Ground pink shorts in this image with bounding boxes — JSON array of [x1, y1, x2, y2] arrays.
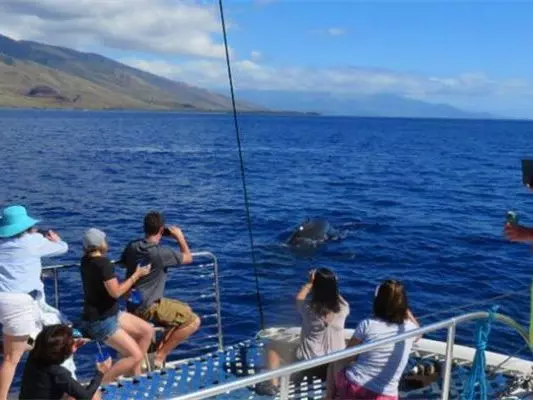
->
[[334, 369, 398, 400]]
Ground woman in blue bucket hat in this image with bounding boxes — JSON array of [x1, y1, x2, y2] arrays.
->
[[0, 205, 73, 398]]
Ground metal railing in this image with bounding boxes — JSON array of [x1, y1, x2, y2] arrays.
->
[[42, 251, 224, 351], [168, 311, 530, 400]]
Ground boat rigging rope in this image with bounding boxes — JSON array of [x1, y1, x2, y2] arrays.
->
[[488, 343, 531, 377], [418, 286, 531, 321], [461, 306, 498, 400], [217, 0, 265, 330]]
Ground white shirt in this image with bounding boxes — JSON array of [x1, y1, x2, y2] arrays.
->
[[295, 299, 350, 360], [345, 317, 418, 397], [0, 233, 68, 294]]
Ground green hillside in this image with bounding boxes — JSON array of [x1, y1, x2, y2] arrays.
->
[[0, 34, 259, 111]]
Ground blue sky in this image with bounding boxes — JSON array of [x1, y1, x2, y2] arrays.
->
[[229, 1, 533, 78], [1, 0, 532, 117]]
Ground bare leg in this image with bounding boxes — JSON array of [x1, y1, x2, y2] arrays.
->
[[326, 360, 349, 400], [103, 329, 144, 384], [154, 316, 200, 367], [0, 334, 29, 399], [118, 313, 154, 376], [265, 344, 283, 386], [325, 363, 336, 400]]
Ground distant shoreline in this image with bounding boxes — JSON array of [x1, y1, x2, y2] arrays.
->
[[1, 106, 531, 122], [0, 105, 321, 117]]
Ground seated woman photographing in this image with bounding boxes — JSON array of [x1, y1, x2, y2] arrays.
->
[[330, 279, 419, 400], [256, 267, 350, 396], [79, 228, 154, 383], [19, 324, 109, 400]]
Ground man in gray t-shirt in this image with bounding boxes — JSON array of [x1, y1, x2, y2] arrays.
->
[[120, 211, 200, 368]]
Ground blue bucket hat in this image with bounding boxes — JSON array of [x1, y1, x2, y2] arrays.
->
[[0, 205, 40, 238]]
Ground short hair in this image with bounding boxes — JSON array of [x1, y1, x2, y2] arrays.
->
[[373, 280, 409, 325], [144, 211, 165, 236], [83, 243, 107, 256], [30, 324, 74, 365]]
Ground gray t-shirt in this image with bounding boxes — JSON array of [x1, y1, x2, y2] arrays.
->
[[120, 239, 183, 310], [295, 299, 350, 361], [345, 318, 418, 397]]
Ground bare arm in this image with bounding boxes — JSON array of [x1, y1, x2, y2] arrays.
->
[[296, 269, 315, 306], [407, 309, 419, 327], [407, 309, 422, 342], [347, 336, 363, 347], [168, 226, 193, 264], [296, 283, 313, 302], [103, 265, 150, 299]]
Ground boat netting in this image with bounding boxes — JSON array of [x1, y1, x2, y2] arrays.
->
[[100, 339, 516, 400]]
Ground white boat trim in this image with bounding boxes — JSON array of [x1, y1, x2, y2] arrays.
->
[[258, 326, 533, 375]]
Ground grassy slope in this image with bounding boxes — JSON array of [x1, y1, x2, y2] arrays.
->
[[0, 34, 259, 111]]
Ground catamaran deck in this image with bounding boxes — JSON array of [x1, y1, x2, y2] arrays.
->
[[98, 333, 532, 400]]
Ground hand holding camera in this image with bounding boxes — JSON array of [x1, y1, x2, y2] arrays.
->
[[45, 230, 61, 243], [134, 263, 151, 279], [163, 225, 183, 239]]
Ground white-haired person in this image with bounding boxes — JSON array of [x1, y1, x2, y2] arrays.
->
[[0, 205, 75, 399]]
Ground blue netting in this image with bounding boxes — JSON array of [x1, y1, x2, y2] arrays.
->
[[100, 338, 515, 400]]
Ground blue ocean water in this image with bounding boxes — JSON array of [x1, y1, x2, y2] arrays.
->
[[1, 109, 532, 383]]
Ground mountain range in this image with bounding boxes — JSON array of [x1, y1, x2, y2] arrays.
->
[[0, 33, 258, 111], [0, 33, 493, 118], [235, 90, 493, 119]]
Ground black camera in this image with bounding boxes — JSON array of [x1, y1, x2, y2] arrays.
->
[[163, 227, 172, 237]]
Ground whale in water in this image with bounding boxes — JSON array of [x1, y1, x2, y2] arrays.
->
[[286, 219, 340, 248]]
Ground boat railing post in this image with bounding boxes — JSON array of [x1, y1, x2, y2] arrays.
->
[[53, 267, 60, 309], [211, 253, 224, 350], [279, 375, 290, 400], [441, 321, 456, 400]]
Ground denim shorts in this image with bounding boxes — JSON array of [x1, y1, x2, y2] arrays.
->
[[81, 313, 120, 342]]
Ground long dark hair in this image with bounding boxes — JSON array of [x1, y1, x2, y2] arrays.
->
[[373, 279, 409, 324], [310, 267, 343, 317], [30, 324, 74, 365]]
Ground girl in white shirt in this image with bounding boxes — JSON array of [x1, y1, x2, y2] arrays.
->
[[331, 279, 419, 400]]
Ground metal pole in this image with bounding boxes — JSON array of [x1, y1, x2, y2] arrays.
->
[[279, 375, 290, 400], [441, 322, 456, 400], [53, 268, 60, 309], [211, 254, 224, 350]]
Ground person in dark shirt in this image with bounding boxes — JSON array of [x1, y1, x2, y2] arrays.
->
[[121, 211, 199, 369], [80, 228, 153, 384], [20, 324, 110, 400]]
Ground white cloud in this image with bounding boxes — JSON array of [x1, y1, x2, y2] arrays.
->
[[312, 27, 347, 37], [121, 57, 533, 99], [1, 0, 531, 107], [0, 0, 227, 58], [250, 51, 262, 61], [326, 27, 346, 37]]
